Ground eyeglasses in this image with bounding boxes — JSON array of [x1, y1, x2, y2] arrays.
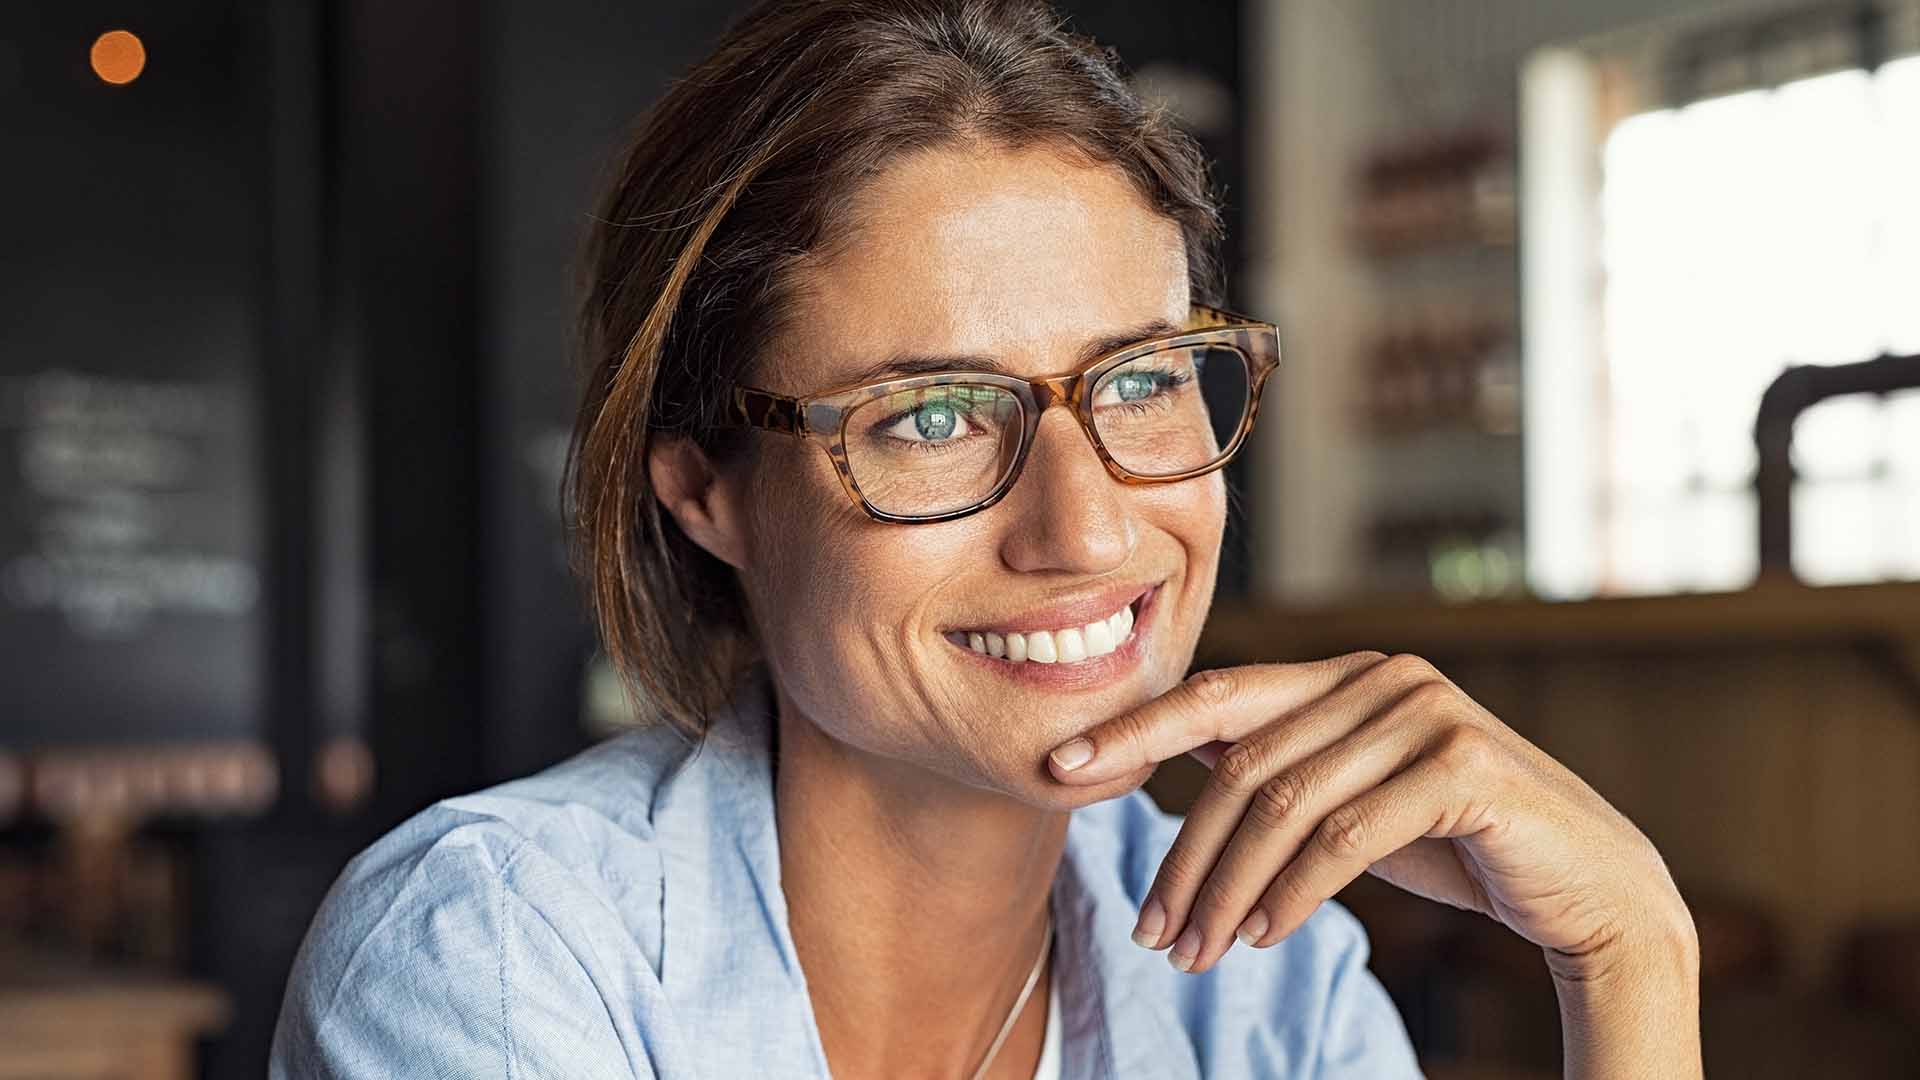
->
[[724, 303, 1281, 524]]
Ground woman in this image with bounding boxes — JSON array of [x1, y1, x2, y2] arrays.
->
[[272, 1, 1702, 1076]]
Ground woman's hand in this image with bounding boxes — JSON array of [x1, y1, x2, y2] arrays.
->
[[1047, 652, 1702, 1076]]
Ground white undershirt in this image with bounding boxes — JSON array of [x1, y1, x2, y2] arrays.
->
[[1029, 961, 1062, 1080]]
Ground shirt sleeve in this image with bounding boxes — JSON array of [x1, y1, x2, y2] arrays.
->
[[269, 819, 648, 1080], [1312, 902, 1425, 1079]]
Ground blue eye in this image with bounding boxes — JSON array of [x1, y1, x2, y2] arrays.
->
[[1109, 371, 1159, 402], [877, 397, 978, 445], [911, 403, 957, 440], [1095, 365, 1190, 411]]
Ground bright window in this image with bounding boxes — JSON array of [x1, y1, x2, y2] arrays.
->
[[1531, 53, 1920, 595]]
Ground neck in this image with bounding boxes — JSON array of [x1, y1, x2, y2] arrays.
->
[[773, 688, 1065, 1079]]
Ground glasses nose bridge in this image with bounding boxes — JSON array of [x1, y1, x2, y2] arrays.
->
[[1021, 372, 1106, 468], [1030, 372, 1077, 412]]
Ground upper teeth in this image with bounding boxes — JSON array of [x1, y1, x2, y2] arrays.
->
[[953, 601, 1136, 664]]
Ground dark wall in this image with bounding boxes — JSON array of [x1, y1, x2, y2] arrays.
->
[[477, 1, 742, 784]]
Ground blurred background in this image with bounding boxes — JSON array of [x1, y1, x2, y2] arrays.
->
[[2, 1, 1917, 1076]]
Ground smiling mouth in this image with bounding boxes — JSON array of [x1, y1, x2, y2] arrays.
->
[[941, 587, 1153, 665]]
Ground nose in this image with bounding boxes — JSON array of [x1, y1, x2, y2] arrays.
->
[[996, 405, 1137, 575]]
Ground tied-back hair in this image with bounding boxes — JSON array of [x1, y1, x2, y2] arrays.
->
[[566, 0, 1225, 739]]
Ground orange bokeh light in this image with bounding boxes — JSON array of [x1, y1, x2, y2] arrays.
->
[[90, 29, 146, 86]]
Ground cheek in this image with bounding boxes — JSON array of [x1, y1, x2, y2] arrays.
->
[[740, 442, 949, 666], [1187, 476, 1229, 601], [740, 444, 853, 631], [1145, 474, 1226, 667], [742, 463, 1003, 749], [1200, 472, 1229, 534], [1154, 470, 1228, 555]]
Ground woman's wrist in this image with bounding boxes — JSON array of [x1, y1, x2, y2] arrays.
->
[[1546, 895, 1703, 1080]]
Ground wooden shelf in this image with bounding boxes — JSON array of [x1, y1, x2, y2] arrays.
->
[[1198, 578, 1920, 663]]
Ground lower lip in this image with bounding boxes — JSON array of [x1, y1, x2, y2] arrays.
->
[[943, 584, 1161, 691]]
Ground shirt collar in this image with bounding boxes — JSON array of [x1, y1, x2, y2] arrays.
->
[[651, 663, 1201, 1079]]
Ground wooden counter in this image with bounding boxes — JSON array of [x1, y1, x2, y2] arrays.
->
[[0, 949, 230, 1080], [1197, 577, 1920, 661]]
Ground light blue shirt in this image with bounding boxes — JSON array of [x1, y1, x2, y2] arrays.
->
[[270, 664, 1422, 1078]]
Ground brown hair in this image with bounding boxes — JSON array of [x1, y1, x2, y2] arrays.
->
[[566, 0, 1225, 739]]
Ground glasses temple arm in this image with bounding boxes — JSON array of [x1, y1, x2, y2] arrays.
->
[[1189, 303, 1255, 329], [730, 385, 805, 435]]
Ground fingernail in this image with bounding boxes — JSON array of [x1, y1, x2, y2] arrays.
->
[[1235, 909, 1269, 947], [1131, 896, 1166, 948], [1050, 738, 1094, 772], [1168, 926, 1200, 972]]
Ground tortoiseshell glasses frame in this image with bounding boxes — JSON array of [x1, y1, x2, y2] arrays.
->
[[724, 303, 1282, 524]]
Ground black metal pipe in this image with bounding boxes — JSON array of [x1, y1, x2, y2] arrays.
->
[[1754, 353, 1920, 576]]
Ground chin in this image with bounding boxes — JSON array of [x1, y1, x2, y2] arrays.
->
[[1018, 760, 1158, 812]]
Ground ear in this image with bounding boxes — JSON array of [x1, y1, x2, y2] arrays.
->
[[648, 434, 750, 571]]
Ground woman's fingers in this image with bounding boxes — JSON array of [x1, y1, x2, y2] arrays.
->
[[1186, 740, 1232, 769], [1133, 664, 1436, 954], [1162, 707, 1436, 973], [1049, 652, 1390, 784], [1243, 744, 1486, 950]]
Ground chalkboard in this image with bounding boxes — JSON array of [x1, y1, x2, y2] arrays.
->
[[0, 3, 266, 755]]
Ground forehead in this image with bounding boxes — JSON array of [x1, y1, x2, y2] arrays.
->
[[777, 144, 1188, 389]]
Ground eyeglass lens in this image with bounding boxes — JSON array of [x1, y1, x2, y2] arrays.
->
[[840, 344, 1253, 518]]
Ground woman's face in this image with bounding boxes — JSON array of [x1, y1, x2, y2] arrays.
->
[[730, 143, 1225, 809]]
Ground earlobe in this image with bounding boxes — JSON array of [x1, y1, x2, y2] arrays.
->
[[647, 435, 748, 570]]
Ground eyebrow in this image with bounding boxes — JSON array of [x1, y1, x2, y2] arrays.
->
[[840, 317, 1183, 385]]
